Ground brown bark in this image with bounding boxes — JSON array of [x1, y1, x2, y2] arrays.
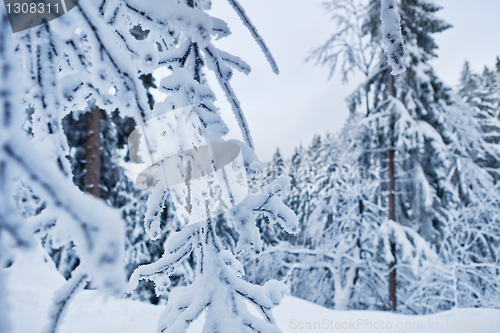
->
[[388, 74, 397, 311], [85, 105, 101, 198]]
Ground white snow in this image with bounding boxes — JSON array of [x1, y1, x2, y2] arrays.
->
[[4, 244, 499, 333]]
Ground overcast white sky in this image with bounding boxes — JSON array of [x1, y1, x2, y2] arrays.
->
[[205, 0, 500, 162]]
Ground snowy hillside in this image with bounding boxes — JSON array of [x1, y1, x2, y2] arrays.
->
[[5, 245, 499, 333]]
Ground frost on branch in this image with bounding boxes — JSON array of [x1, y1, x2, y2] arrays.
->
[[129, 178, 298, 332], [42, 266, 90, 333], [128, 224, 199, 297], [144, 189, 168, 241], [129, 222, 291, 333], [380, 0, 406, 75], [226, 0, 279, 74], [232, 176, 298, 256]]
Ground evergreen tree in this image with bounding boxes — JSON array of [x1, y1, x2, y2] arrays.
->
[[458, 58, 500, 181], [309, 0, 456, 312], [328, 0, 500, 312], [247, 0, 500, 314], [117, 0, 299, 332]]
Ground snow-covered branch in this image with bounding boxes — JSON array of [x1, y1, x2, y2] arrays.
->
[[380, 0, 406, 75], [226, 0, 279, 74], [42, 266, 90, 333]]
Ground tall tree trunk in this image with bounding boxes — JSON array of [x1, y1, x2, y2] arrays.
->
[[388, 74, 397, 311], [84, 105, 101, 290], [85, 105, 101, 198]]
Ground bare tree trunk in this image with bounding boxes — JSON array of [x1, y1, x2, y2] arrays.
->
[[84, 105, 101, 290], [85, 105, 101, 198], [365, 83, 370, 116], [388, 74, 397, 311]]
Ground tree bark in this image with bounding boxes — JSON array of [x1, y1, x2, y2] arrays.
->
[[85, 105, 101, 198], [84, 105, 101, 289], [388, 74, 397, 311]]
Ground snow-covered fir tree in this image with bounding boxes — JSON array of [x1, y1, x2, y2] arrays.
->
[[459, 58, 500, 121], [122, 0, 299, 330], [245, 0, 500, 314], [457, 58, 500, 181]]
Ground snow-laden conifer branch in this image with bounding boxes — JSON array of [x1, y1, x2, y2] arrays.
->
[[128, 219, 291, 332], [122, 2, 298, 329], [128, 225, 200, 296], [3, 139, 126, 295], [248, 176, 298, 233], [42, 267, 90, 333], [155, 38, 255, 145], [230, 176, 298, 257], [380, 0, 406, 75], [204, 44, 254, 148], [144, 189, 168, 240], [71, 1, 154, 121], [0, 11, 34, 332], [226, 0, 279, 74], [153, 221, 287, 333], [128, 0, 273, 148]]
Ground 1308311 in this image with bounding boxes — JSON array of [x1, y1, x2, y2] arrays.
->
[[6, 2, 59, 14], [444, 319, 497, 330]]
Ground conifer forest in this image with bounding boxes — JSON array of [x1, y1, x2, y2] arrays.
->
[[1, 0, 499, 332]]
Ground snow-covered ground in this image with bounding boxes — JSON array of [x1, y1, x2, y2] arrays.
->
[[4, 245, 499, 333]]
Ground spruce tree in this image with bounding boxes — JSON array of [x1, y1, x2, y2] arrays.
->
[[458, 59, 500, 181], [248, 0, 500, 313], [317, 0, 500, 312]]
